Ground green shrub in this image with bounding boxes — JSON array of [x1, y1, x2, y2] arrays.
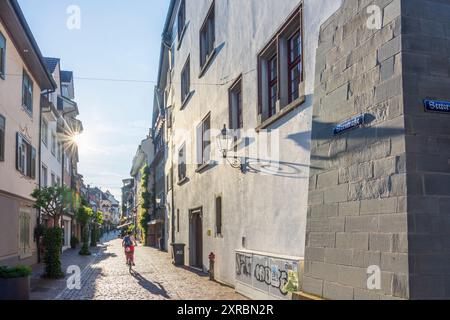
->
[[79, 226, 91, 256], [0, 265, 32, 279], [42, 227, 64, 279]]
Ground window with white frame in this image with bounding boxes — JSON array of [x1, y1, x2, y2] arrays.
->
[[258, 6, 303, 122], [62, 84, 70, 98], [22, 70, 33, 114], [197, 114, 211, 167], [51, 131, 56, 156], [41, 164, 48, 187], [41, 119, 48, 146]]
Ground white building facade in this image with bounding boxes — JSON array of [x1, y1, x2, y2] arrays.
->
[[156, 0, 342, 299]]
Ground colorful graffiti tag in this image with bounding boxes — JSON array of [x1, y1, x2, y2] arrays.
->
[[235, 250, 300, 299]]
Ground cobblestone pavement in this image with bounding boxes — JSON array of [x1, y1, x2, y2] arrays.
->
[[31, 235, 246, 300]]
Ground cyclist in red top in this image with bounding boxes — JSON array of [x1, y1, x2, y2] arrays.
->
[[122, 231, 137, 266]]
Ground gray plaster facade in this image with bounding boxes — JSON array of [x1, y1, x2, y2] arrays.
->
[[303, 0, 450, 300], [156, 0, 342, 299]]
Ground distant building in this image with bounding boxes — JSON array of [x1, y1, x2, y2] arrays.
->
[[130, 135, 156, 245], [121, 178, 134, 221], [41, 57, 83, 250]]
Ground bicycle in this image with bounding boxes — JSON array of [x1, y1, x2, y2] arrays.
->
[[125, 247, 134, 272]]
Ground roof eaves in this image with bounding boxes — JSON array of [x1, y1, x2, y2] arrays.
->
[[9, 0, 57, 90]]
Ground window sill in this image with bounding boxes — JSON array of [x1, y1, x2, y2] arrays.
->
[[256, 95, 306, 132], [196, 162, 211, 174], [177, 177, 189, 186], [21, 105, 33, 118], [199, 48, 216, 78], [17, 170, 34, 180], [180, 91, 194, 110], [177, 24, 188, 51]]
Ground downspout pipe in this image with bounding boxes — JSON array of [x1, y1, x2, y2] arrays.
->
[[37, 89, 55, 263]]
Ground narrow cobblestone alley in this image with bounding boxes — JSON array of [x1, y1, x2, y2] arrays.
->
[[31, 237, 246, 300]]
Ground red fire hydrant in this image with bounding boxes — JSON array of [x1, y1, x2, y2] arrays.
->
[[209, 252, 215, 281]]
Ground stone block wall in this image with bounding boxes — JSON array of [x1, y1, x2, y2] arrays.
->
[[303, 0, 407, 300], [402, 0, 450, 300], [304, 0, 450, 300]]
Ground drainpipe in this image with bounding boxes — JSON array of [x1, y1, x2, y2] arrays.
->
[[37, 90, 55, 263], [171, 137, 175, 245]]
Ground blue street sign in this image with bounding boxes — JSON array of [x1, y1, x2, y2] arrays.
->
[[424, 100, 450, 113], [334, 114, 365, 135]]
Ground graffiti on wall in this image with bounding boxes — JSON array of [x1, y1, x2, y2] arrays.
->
[[235, 251, 299, 299], [236, 253, 252, 277], [254, 264, 289, 295]]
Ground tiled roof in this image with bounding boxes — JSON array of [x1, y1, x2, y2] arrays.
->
[[43, 57, 60, 73], [60, 70, 73, 83]]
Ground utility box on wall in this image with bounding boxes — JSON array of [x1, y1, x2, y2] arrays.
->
[[235, 249, 303, 300]]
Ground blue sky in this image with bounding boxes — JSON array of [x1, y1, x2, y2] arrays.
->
[[19, 0, 170, 201]]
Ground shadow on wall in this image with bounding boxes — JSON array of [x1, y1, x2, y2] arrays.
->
[[238, 95, 315, 178], [199, 42, 226, 77], [308, 115, 405, 165]]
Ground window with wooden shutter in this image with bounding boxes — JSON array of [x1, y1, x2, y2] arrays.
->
[[31, 147, 36, 179], [0, 31, 6, 79], [0, 115, 5, 161], [16, 133, 23, 173]]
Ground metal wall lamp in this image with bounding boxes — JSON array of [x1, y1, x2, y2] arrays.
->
[[217, 124, 246, 173]]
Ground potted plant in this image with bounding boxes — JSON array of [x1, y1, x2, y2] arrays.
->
[[0, 265, 32, 300], [70, 236, 80, 249]]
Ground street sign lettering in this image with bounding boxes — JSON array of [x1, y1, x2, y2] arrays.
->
[[334, 114, 365, 135], [424, 100, 450, 113]]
